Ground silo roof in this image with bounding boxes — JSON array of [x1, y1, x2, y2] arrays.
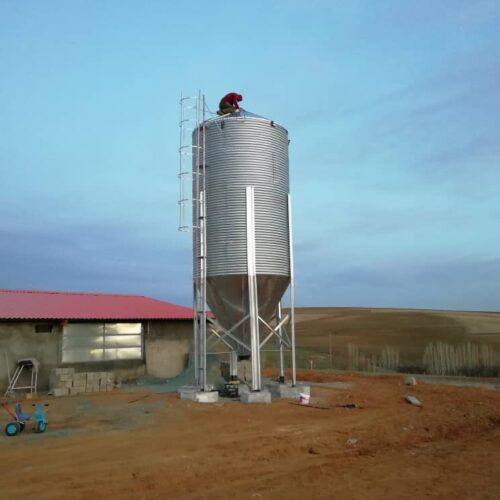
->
[[207, 109, 288, 133]]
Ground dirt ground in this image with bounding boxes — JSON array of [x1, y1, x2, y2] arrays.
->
[[1, 371, 499, 500]]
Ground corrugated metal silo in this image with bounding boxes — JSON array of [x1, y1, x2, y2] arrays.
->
[[193, 112, 291, 358]]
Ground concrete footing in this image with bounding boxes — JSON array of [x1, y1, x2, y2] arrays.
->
[[178, 385, 219, 403], [177, 382, 308, 404], [265, 381, 311, 400], [240, 389, 272, 404]]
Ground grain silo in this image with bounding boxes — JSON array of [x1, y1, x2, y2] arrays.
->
[[179, 95, 296, 398]]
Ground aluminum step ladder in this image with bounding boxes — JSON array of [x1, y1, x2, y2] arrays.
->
[[4, 358, 39, 397]]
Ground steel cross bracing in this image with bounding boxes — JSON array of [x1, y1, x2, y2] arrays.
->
[[206, 314, 294, 353]]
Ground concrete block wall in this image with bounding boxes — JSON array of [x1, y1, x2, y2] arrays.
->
[[0, 322, 60, 392], [0, 319, 193, 393], [145, 320, 192, 379]]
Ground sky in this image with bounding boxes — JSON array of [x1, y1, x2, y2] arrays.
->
[[0, 0, 499, 311]]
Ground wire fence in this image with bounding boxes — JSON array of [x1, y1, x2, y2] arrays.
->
[[263, 341, 500, 378]]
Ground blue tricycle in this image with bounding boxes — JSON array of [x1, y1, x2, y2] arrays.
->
[[2, 402, 48, 437]]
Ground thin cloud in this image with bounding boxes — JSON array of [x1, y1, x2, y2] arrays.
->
[[0, 217, 192, 305]]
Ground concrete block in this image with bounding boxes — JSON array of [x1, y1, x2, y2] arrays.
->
[[70, 387, 84, 396], [195, 391, 219, 403], [178, 385, 198, 400], [178, 386, 219, 403], [106, 384, 114, 392], [73, 373, 87, 385], [85, 385, 94, 393], [50, 375, 73, 390], [265, 381, 311, 400], [240, 390, 272, 404], [237, 384, 250, 394], [53, 387, 69, 397], [50, 376, 72, 386]]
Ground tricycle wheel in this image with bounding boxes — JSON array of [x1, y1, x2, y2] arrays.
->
[[35, 421, 47, 433], [5, 421, 20, 437]]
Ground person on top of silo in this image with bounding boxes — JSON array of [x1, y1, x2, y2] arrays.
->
[[217, 92, 243, 115]]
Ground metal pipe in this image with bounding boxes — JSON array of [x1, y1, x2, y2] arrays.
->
[[192, 284, 199, 386], [207, 318, 251, 351], [191, 93, 202, 388], [246, 186, 261, 391], [258, 314, 289, 333], [288, 194, 297, 387], [230, 350, 238, 381], [258, 314, 289, 347], [200, 94, 208, 391], [209, 314, 250, 337], [200, 188, 207, 391], [207, 328, 237, 351]]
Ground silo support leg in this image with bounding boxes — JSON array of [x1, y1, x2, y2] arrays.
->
[[248, 276, 261, 391], [288, 194, 297, 387], [246, 186, 261, 392]]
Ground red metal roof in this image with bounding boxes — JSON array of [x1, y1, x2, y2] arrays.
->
[[0, 289, 193, 321]]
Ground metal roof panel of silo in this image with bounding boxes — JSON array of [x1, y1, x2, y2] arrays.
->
[[237, 110, 266, 118], [207, 109, 288, 133]]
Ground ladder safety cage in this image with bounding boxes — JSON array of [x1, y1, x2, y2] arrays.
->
[[178, 92, 210, 390], [178, 93, 202, 232]]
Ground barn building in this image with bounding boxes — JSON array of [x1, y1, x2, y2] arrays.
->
[[0, 289, 193, 392]]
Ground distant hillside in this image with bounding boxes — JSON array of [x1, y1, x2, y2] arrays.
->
[[264, 308, 500, 375]]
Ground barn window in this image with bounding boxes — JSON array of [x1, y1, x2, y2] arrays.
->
[[61, 323, 143, 363]]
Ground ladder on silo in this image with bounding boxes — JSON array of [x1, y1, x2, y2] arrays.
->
[[178, 93, 209, 391]]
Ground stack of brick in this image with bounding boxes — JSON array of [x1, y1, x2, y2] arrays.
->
[[50, 368, 75, 397], [70, 372, 87, 395], [49, 368, 122, 397]]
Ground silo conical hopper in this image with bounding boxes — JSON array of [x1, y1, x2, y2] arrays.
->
[[193, 111, 291, 359]]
